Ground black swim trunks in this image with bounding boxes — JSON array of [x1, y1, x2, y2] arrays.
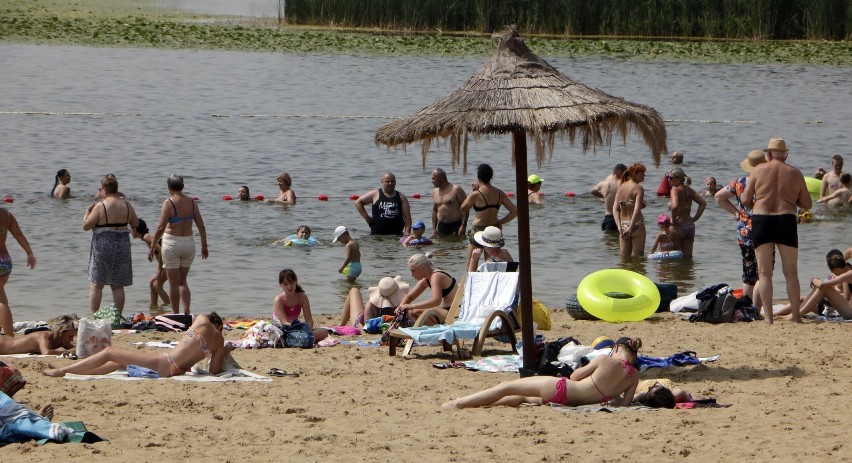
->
[[751, 214, 798, 248], [601, 214, 617, 232], [436, 220, 462, 237]]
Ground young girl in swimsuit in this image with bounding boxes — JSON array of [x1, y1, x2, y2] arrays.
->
[[396, 253, 458, 323], [649, 214, 683, 255], [130, 219, 170, 310], [272, 269, 328, 342], [442, 337, 642, 409], [613, 164, 647, 257], [43, 313, 229, 378]]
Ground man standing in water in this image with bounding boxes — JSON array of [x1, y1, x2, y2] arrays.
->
[[743, 138, 812, 324], [590, 164, 627, 232], [430, 168, 467, 238], [820, 154, 845, 199], [355, 172, 411, 236]]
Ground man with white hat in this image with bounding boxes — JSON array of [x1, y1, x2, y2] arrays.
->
[[715, 149, 767, 308], [742, 138, 813, 323]]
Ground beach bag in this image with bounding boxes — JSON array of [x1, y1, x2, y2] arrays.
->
[[689, 284, 737, 323], [520, 336, 579, 378], [0, 361, 26, 397], [277, 320, 315, 349], [516, 299, 552, 331], [92, 304, 123, 330], [76, 318, 112, 358]]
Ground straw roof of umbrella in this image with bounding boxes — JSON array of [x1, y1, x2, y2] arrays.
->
[[375, 27, 668, 170]]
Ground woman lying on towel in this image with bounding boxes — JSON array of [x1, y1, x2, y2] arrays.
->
[[42, 312, 230, 378], [0, 315, 77, 355], [442, 337, 642, 409]]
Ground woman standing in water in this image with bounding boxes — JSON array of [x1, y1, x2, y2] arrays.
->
[[149, 174, 208, 315], [51, 169, 72, 199], [84, 174, 139, 314], [460, 164, 517, 269], [666, 167, 706, 258], [613, 163, 647, 257], [0, 207, 36, 337]]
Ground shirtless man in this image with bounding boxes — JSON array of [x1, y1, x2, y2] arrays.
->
[[430, 168, 467, 238], [820, 155, 845, 199], [355, 172, 411, 236], [590, 164, 627, 232], [742, 138, 813, 324]]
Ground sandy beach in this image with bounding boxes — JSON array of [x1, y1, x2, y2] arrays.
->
[[3, 308, 850, 462]]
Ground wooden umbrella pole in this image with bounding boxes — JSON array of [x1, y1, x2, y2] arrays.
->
[[512, 130, 536, 370]]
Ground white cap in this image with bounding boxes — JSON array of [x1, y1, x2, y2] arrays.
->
[[332, 226, 348, 243]]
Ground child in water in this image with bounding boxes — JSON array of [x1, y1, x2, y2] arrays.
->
[[130, 219, 170, 310], [401, 221, 433, 247], [272, 269, 327, 343], [275, 225, 318, 246], [649, 214, 683, 255], [333, 226, 361, 283], [816, 172, 851, 209]]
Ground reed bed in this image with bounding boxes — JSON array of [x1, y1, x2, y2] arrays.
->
[[286, 0, 852, 40]]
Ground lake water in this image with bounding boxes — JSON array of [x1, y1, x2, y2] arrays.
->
[[1, 43, 850, 322]]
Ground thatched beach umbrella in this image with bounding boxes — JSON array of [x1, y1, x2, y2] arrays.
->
[[376, 28, 667, 370]]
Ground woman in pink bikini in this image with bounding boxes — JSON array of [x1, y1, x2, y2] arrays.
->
[[43, 313, 228, 378], [272, 269, 328, 343], [442, 337, 642, 409]]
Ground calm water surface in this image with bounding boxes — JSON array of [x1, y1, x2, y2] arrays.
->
[[1, 44, 850, 321]]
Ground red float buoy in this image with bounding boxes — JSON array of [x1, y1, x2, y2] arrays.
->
[[349, 194, 359, 200], [222, 195, 233, 201], [506, 192, 514, 197], [412, 193, 421, 199], [2, 197, 13, 203], [564, 191, 576, 197], [193, 196, 200, 201], [254, 195, 265, 201], [318, 194, 329, 201]]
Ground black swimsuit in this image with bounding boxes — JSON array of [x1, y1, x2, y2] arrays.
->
[[95, 202, 130, 228], [426, 270, 457, 298], [472, 190, 500, 212]]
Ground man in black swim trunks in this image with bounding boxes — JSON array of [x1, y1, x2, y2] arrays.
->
[[591, 164, 627, 232], [742, 138, 813, 324], [430, 168, 467, 238], [355, 172, 412, 236]]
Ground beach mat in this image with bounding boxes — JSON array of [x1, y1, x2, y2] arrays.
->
[[549, 404, 658, 413], [37, 421, 108, 445], [64, 369, 271, 382]]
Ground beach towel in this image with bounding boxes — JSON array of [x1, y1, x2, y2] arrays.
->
[[64, 369, 271, 382], [549, 404, 658, 413], [1, 392, 72, 445], [636, 352, 721, 371], [397, 322, 481, 345]]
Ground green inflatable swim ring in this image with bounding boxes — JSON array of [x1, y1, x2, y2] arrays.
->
[[576, 269, 660, 322]]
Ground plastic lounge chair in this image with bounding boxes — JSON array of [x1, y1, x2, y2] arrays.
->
[[387, 271, 520, 358]]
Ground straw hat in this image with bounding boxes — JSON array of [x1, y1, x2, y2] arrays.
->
[[367, 276, 409, 308], [473, 226, 505, 248], [762, 138, 789, 153], [740, 150, 768, 173]]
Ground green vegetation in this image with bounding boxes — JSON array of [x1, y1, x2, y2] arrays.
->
[[287, 0, 852, 40], [1, 0, 851, 66]]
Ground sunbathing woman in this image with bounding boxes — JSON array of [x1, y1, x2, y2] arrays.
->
[[442, 337, 642, 409], [0, 315, 77, 355], [43, 313, 229, 378]]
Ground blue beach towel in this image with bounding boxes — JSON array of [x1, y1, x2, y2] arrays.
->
[[397, 322, 481, 345], [127, 365, 160, 379]]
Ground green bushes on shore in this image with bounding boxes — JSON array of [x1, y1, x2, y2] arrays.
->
[[286, 0, 852, 40]]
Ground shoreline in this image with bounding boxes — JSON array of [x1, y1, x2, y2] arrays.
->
[[1, 1, 851, 66]]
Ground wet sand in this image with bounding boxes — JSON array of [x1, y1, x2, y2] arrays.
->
[[4, 309, 851, 461]]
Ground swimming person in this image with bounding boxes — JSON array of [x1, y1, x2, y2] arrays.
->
[[272, 269, 328, 343], [271, 172, 296, 204], [430, 168, 467, 238], [666, 167, 706, 258], [613, 163, 647, 257], [527, 174, 544, 205], [149, 174, 208, 315], [84, 174, 139, 314], [442, 337, 642, 408], [43, 313, 229, 378], [816, 172, 851, 209], [237, 185, 251, 201], [460, 164, 517, 269], [0, 315, 77, 355], [332, 226, 361, 283], [0, 207, 36, 337], [50, 169, 71, 199]]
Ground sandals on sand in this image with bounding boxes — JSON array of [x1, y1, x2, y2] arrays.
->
[[267, 368, 300, 378]]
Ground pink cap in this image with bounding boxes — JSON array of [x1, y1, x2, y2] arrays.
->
[[657, 214, 670, 224]]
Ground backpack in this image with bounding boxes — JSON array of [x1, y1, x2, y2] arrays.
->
[[520, 336, 579, 378], [689, 283, 737, 323]]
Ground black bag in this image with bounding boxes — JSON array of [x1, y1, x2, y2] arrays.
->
[[520, 336, 579, 378], [689, 284, 737, 323]]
